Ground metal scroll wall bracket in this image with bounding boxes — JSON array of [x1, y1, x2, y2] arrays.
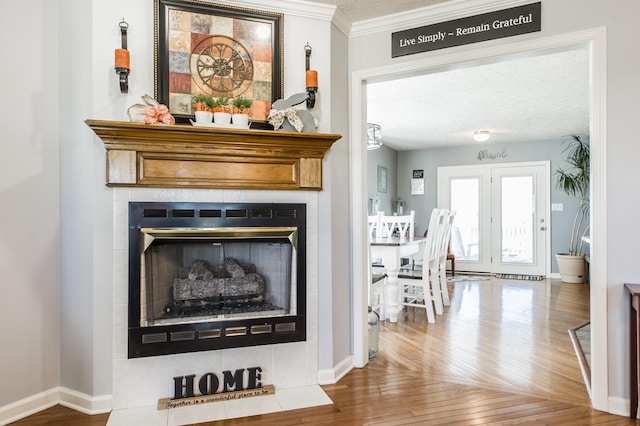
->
[[115, 19, 130, 93]]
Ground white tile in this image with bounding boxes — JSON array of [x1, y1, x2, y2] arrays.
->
[[112, 359, 129, 410], [112, 303, 127, 360], [274, 385, 333, 411], [113, 249, 128, 305], [220, 346, 273, 387], [224, 394, 281, 419], [107, 405, 167, 426], [126, 357, 170, 407], [272, 342, 307, 388], [169, 351, 222, 379], [167, 401, 228, 425], [306, 339, 319, 384]]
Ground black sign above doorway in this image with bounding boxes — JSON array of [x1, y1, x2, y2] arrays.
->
[[391, 2, 541, 58]]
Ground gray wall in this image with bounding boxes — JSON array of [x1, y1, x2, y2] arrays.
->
[[318, 22, 352, 372], [367, 145, 398, 215], [391, 137, 588, 273], [0, 0, 61, 406]]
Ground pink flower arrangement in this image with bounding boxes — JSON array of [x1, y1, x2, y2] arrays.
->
[[144, 104, 175, 125]]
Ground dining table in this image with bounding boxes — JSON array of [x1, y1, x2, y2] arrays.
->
[[370, 236, 426, 323]]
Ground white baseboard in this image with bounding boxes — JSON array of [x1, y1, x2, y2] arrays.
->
[[549, 272, 561, 279], [317, 355, 353, 385], [58, 387, 111, 415], [0, 387, 111, 426], [608, 396, 630, 418], [0, 388, 58, 426]]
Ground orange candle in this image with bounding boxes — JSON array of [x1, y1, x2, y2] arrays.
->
[[306, 69, 318, 88], [115, 48, 130, 69]]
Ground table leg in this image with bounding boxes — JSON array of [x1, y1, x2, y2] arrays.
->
[[385, 270, 400, 323]]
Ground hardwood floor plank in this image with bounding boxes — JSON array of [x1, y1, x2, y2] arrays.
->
[[11, 278, 635, 425]]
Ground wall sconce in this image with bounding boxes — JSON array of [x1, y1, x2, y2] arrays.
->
[[473, 130, 491, 142], [114, 19, 130, 93], [367, 123, 383, 150], [304, 43, 317, 109]]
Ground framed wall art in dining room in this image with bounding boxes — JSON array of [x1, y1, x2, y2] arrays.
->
[[377, 165, 387, 193], [154, 0, 284, 124]]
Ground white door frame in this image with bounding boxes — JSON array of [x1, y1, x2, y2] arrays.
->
[[350, 28, 608, 411], [437, 161, 550, 276]]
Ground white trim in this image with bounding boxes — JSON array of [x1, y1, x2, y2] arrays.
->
[[608, 396, 629, 418], [317, 355, 354, 385], [212, 0, 337, 21], [0, 387, 111, 425], [0, 388, 58, 426], [587, 26, 608, 414], [58, 387, 112, 415], [350, 27, 608, 411]]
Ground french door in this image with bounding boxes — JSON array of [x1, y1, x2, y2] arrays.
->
[[437, 162, 549, 276]]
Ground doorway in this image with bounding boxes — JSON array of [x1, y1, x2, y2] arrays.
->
[[437, 162, 549, 276], [350, 29, 607, 410]]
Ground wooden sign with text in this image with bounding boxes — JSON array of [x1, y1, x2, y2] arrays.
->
[[158, 385, 275, 409], [158, 366, 271, 410], [392, 2, 541, 57]]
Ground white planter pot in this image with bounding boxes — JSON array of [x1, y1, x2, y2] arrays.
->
[[555, 253, 585, 284], [232, 113, 249, 127], [194, 111, 213, 123], [213, 112, 231, 124]]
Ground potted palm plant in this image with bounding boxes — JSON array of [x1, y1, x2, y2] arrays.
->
[[554, 135, 590, 283]]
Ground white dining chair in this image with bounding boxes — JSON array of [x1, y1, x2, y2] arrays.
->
[[436, 210, 456, 307], [380, 210, 415, 239], [368, 211, 382, 240], [397, 208, 444, 323], [367, 211, 386, 318]]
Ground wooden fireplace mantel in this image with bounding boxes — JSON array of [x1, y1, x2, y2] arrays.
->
[[85, 119, 341, 191]]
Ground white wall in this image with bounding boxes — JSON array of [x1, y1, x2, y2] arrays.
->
[[0, 0, 61, 408], [349, 0, 640, 413]]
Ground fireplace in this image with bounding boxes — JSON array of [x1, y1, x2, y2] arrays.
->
[[128, 202, 306, 358]]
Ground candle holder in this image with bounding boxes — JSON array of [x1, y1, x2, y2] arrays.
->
[[304, 43, 317, 109], [115, 19, 130, 93]]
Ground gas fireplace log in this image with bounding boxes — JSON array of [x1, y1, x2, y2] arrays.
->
[[174, 258, 266, 302], [173, 275, 266, 301]]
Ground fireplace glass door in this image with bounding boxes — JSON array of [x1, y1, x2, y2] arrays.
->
[[128, 202, 306, 358]]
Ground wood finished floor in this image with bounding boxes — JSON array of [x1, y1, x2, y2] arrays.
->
[[10, 277, 636, 425]]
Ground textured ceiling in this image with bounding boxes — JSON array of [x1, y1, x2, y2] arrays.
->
[[366, 48, 590, 150]]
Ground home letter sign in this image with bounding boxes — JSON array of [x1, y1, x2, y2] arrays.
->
[[158, 367, 274, 409]]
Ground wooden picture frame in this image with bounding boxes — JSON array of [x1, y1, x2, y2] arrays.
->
[[154, 0, 284, 124]]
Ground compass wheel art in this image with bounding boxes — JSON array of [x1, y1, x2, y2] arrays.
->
[[191, 35, 254, 100]]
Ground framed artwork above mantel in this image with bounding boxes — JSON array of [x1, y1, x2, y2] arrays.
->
[[154, 0, 284, 124]]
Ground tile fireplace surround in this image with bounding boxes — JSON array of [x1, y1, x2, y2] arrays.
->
[[86, 121, 341, 425]]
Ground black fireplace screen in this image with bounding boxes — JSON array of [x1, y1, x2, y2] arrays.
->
[[128, 202, 306, 358]]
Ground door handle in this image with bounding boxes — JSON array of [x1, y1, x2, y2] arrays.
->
[[540, 226, 547, 231]]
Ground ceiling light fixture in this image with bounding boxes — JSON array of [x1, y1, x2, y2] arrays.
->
[[473, 130, 491, 142], [367, 123, 382, 150]]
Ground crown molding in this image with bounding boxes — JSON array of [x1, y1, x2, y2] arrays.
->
[[210, 0, 337, 21], [209, 0, 352, 36], [350, 0, 532, 37]]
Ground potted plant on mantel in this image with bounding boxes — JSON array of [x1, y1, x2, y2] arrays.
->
[[554, 134, 590, 283], [212, 96, 231, 125], [192, 94, 215, 123], [231, 96, 253, 127]]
